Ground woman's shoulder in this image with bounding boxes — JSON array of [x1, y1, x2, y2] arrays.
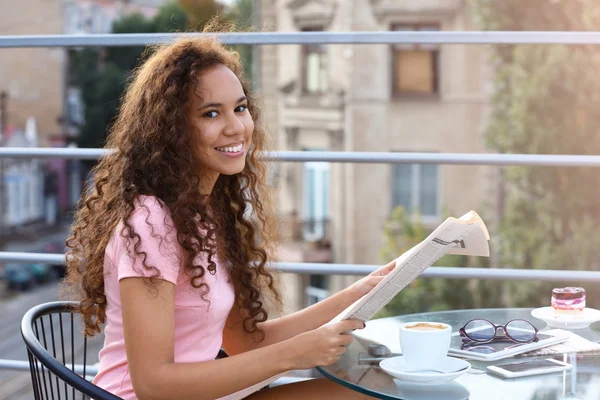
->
[[132, 195, 168, 214], [109, 195, 183, 282], [110, 195, 179, 248], [129, 195, 174, 227]]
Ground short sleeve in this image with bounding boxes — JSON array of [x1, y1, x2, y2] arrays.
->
[[114, 196, 182, 284]]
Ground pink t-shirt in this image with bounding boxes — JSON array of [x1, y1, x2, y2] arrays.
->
[[93, 196, 237, 399]]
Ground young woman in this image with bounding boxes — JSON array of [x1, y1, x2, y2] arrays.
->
[[65, 33, 395, 400]]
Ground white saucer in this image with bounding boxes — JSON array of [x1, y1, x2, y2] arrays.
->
[[531, 307, 600, 329], [379, 356, 471, 384]]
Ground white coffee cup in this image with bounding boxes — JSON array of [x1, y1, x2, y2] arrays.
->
[[399, 321, 452, 372]]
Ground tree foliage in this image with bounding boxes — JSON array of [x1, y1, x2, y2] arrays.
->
[[471, 0, 600, 308], [225, 0, 255, 84], [71, 54, 125, 150]]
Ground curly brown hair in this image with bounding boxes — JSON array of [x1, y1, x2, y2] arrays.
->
[[64, 34, 280, 338]]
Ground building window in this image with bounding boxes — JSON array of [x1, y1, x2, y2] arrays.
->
[[302, 160, 330, 240], [391, 23, 440, 96], [392, 163, 439, 218], [302, 27, 328, 94]]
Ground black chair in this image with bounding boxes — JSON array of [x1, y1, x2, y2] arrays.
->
[[21, 301, 121, 400]]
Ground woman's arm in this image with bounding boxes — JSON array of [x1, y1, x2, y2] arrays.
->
[[223, 259, 397, 355], [260, 259, 397, 347], [222, 287, 356, 355], [120, 277, 363, 400]]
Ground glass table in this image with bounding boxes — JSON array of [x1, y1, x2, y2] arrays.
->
[[316, 308, 600, 400]]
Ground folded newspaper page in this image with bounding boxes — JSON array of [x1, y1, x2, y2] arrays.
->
[[331, 210, 490, 323]]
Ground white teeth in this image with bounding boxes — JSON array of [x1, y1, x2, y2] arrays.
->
[[216, 143, 243, 153]]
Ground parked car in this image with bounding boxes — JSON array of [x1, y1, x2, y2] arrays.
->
[[3, 262, 57, 291], [41, 241, 67, 278], [4, 263, 34, 291], [25, 263, 55, 284]]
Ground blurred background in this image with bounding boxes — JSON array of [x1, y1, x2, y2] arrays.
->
[[1, 0, 600, 397]]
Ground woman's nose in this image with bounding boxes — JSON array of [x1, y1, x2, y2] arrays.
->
[[223, 112, 245, 136]]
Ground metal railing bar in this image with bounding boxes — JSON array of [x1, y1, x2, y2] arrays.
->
[[0, 359, 97, 375], [5, 31, 600, 48], [0, 359, 33, 371], [4, 251, 598, 282], [275, 263, 600, 282], [0, 252, 65, 264], [0, 359, 315, 385], [271, 151, 600, 166], [0, 148, 111, 159], [3, 148, 600, 167]]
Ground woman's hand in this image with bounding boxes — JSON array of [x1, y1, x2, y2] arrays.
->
[[283, 319, 365, 370], [348, 258, 397, 299]]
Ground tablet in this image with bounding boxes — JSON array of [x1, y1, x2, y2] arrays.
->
[[448, 330, 569, 361]]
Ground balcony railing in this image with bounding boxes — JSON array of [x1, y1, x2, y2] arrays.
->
[[2, 31, 600, 377]]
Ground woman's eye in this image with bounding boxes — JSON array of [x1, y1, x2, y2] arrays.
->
[[204, 111, 218, 118], [235, 105, 248, 113]]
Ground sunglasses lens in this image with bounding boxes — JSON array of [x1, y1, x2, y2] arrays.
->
[[464, 320, 495, 341], [505, 320, 537, 342]]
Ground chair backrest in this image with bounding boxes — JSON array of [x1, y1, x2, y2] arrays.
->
[[21, 301, 122, 400]]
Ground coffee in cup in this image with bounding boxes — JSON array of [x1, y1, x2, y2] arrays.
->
[[404, 322, 447, 331], [399, 321, 452, 372]]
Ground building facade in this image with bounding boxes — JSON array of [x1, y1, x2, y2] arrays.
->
[[0, 0, 66, 141], [0, 0, 167, 226], [0, 0, 168, 145], [259, 0, 494, 312], [3, 122, 45, 228]]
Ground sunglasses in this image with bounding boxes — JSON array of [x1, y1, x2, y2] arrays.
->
[[459, 319, 539, 345]]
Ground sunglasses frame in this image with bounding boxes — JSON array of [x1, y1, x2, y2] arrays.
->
[[459, 318, 539, 344]]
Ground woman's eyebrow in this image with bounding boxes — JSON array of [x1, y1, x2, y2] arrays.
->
[[198, 96, 248, 111]]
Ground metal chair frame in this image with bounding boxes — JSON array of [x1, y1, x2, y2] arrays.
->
[[21, 300, 121, 400]]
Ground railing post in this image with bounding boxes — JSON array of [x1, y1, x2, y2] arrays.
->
[[0, 91, 7, 243]]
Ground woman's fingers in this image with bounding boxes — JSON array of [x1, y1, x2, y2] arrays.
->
[[372, 259, 397, 276], [339, 334, 354, 346], [364, 275, 385, 287]]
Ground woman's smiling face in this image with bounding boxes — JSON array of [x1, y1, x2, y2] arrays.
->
[[188, 64, 254, 192]]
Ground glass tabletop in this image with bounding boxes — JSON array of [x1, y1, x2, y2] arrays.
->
[[316, 308, 600, 400]]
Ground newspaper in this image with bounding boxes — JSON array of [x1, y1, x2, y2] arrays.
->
[[332, 210, 490, 323]]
